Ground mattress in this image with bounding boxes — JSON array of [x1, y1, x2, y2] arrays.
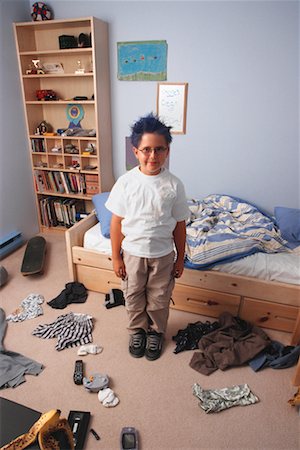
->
[[83, 223, 300, 285]]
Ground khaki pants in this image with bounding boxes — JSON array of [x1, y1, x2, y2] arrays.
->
[[121, 251, 175, 334]]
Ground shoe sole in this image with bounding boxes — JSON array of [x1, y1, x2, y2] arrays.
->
[[129, 349, 145, 358], [145, 351, 162, 361], [2, 409, 61, 450]]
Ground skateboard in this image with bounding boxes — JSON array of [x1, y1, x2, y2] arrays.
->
[[21, 236, 46, 276]]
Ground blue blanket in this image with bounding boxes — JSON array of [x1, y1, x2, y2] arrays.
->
[[185, 194, 287, 269]]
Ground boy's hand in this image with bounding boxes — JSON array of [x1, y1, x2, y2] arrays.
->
[[173, 260, 184, 278], [113, 255, 126, 279]]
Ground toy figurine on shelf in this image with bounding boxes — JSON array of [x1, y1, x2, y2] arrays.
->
[[51, 145, 62, 153], [35, 121, 52, 135], [64, 143, 79, 154], [36, 89, 58, 101], [75, 60, 85, 74], [82, 143, 96, 156], [26, 59, 45, 75], [31, 2, 53, 21]]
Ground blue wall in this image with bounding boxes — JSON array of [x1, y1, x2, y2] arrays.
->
[[1, 1, 298, 240]]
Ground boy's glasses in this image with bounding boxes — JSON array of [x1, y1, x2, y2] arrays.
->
[[138, 146, 168, 155]]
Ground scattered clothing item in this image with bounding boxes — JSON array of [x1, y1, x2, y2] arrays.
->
[[288, 387, 300, 406], [6, 294, 44, 322], [193, 383, 259, 413], [172, 320, 219, 354], [98, 387, 119, 407], [189, 312, 271, 375], [104, 289, 125, 309], [249, 340, 300, 371], [0, 308, 44, 388], [47, 282, 88, 309], [77, 343, 102, 356], [83, 373, 109, 393], [32, 312, 94, 351]]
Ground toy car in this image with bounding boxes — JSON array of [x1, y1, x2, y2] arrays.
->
[[120, 427, 138, 450], [36, 89, 58, 101]]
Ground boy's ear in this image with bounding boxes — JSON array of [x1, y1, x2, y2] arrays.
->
[[132, 146, 139, 159]]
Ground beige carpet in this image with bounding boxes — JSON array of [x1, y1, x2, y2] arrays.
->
[[1, 232, 299, 450]]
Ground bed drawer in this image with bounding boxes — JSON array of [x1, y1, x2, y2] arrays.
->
[[239, 297, 298, 332], [171, 284, 240, 318], [73, 247, 114, 270], [77, 265, 121, 293]]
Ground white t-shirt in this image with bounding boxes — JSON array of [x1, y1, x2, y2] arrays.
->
[[105, 167, 190, 258]]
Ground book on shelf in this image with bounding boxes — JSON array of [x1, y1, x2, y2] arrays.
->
[[53, 172, 65, 194], [31, 139, 45, 153], [34, 170, 95, 196], [39, 197, 86, 228]]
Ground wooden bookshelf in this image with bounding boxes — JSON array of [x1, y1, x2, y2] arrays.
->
[[14, 17, 114, 230]]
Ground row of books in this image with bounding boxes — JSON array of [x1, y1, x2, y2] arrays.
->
[[33, 170, 98, 195], [31, 139, 46, 153], [39, 197, 86, 228]]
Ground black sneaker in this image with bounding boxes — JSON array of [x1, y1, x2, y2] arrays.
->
[[129, 329, 146, 358], [145, 331, 164, 361]]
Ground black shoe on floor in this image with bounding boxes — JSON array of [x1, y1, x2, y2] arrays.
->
[[145, 331, 164, 361], [129, 329, 146, 358]]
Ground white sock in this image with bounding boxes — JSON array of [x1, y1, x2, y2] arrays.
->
[[98, 388, 119, 407], [77, 344, 103, 356]]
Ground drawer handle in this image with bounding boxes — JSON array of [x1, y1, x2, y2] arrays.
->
[[207, 300, 219, 306], [259, 316, 269, 323], [187, 298, 219, 306]]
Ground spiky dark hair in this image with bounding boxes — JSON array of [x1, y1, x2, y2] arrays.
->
[[130, 113, 172, 148]]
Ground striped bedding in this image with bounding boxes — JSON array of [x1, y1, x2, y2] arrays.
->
[[185, 194, 287, 269]]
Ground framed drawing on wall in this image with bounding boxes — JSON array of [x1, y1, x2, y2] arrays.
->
[[157, 82, 188, 134]]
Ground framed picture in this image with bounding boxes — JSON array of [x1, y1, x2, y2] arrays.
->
[[117, 40, 167, 81], [157, 82, 188, 134]]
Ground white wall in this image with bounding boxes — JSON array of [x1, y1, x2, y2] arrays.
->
[[45, 0, 300, 214], [1, 0, 298, 242], [0, 0, 38, 241]]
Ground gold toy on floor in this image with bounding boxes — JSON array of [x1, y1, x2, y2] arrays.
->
[[1, 409, 74, 450], [288, 387, 300, 406]]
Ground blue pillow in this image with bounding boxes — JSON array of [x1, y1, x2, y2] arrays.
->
[[274, 206, 300, 242], [92, 192, 112, 238]]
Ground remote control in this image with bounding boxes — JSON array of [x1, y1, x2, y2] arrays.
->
[[73, 360, 84, 385]]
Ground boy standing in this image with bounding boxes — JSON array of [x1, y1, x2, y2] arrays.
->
[[105, 113, 189, 360]]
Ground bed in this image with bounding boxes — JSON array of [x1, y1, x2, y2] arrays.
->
[[65, 194, 300, 345], [66, 211, 300, 386]]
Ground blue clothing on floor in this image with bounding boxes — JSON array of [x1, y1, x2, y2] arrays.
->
[[248, 340, 300, 371]]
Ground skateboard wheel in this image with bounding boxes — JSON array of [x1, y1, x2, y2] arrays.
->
[[0, 266, 8, 287]]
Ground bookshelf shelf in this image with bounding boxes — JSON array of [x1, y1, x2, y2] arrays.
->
[[23, 73, 94, 79], [14, 17, 114, 229]]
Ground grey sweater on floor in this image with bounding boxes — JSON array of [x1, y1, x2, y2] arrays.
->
[[0, 308, 44, 388]]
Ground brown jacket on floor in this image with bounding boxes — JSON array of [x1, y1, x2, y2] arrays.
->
[[189, 311, 271, 375]]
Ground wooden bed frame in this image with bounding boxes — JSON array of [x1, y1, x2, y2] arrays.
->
[[65, 212, 300, 384]]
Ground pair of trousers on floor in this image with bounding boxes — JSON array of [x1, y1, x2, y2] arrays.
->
[[121, 251, 175, 334]]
